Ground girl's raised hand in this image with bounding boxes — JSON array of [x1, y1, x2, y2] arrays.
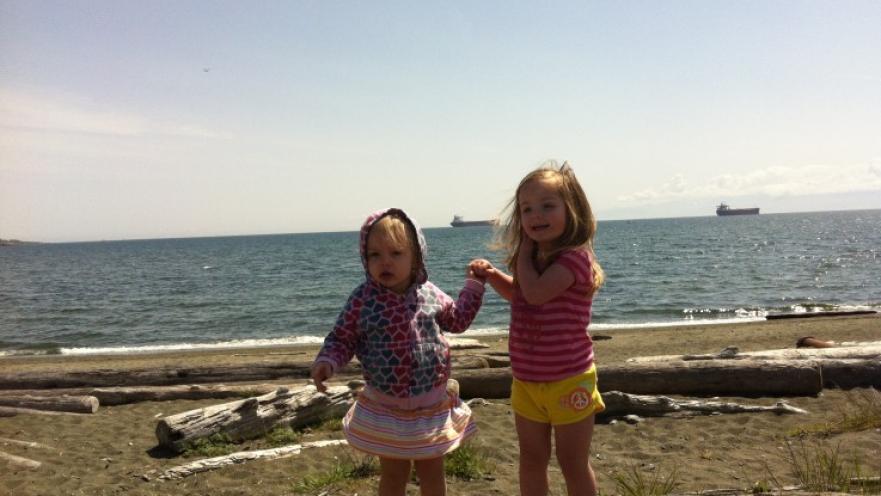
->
[[517, 237, 535, 264]]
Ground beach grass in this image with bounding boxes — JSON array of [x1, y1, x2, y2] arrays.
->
[[264, 425, 303, 447], [781, 439, 880, 494], [788, 388, 881, 437], [608, 462, 680, 496], [180, 433, 236, 458], [445, 443, 494, 480], [293, 454, 378, 494]]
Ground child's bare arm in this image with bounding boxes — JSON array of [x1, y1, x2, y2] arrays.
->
[[516, 239, 575, 305]]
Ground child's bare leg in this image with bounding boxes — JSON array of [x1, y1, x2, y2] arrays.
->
[[515, 414, 552, 496], [379, 457, 412, 496], [554, 415, 597, 496], [414, 456, 446, 496]]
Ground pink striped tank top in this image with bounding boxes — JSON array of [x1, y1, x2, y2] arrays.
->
[[509, 249, 596, 382]]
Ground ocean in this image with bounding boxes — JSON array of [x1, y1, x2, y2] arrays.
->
[[1, 209, 879, 356]]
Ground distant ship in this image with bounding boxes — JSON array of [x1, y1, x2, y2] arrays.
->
[[716, 203, 760, 216], [450, 215, 496, 227]]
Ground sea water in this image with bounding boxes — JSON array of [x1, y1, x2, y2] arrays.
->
[[1, 209, 879, 355]]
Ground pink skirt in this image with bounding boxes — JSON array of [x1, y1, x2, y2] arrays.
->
[[342, 385, 477, 460]]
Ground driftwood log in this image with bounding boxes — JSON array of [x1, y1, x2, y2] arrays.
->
[[0, 450, 41, 470], [155, 385, 357, 452], [0, 384, 296, 406], [0, 394, 99, 413], [628, 344, 881, 362], [447, 338, 490, 350], [598, 391, 808, 418], [0, 362, 322, 390], [820, 359, 881, 389], [0, 438, 54, 450], [454, 361, 824, 399], [0, 405, 88, 417], [149, 439, 348, 480], [0, 355, 502, 391]]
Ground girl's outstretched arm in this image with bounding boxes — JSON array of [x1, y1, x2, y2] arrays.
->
[[516, 239, 576, 305], [434, 278, 485, 333], [470, 259, 515, 302], [313, 292, 362, 386]]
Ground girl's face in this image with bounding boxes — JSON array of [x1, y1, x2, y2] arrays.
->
[[518, 177, 567, 251], [366, 230, 415, 295]]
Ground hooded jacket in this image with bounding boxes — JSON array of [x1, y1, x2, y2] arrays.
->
[[314, 208, 485, 398]]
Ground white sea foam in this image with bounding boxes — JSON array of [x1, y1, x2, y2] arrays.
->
[[59, 335, 325, 356]]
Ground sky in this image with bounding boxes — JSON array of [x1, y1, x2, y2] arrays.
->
[[2, 1, 880, 242]]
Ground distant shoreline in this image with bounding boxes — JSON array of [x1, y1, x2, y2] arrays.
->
[[0, 238, 39, 246]]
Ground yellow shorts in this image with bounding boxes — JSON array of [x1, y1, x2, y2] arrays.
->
[[511, 364, 605, 426]]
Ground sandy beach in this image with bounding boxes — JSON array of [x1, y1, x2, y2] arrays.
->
[[1, 315, 879, 495]]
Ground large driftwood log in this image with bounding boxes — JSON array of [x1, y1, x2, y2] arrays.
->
[[454, 361, 824, 398], [600, 361, 821, 396], [155, 385, 356, 452], [0, 384, 294, 406], [0, 406, 87, 417], [0, 450, 41, 469], [148, 439, 348, 480], [0, 362, 323, 390], [599, 391, 808, 418], [0, 394, 99, 413], [820, 359, 881, 389], [0, 353, 501, 391], [628, 345, 881, 362]]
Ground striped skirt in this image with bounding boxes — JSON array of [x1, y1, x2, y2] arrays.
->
[[342, 387, 477, 460]]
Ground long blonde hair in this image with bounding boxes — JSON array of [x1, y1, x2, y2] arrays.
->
[[495, 160, 605, 292]]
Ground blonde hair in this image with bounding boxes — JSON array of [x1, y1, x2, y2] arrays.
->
[[367, 213, 422, 269], [495, 160, 605, 292]]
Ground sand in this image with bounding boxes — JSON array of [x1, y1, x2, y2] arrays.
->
[[1, 315, 879, 495]]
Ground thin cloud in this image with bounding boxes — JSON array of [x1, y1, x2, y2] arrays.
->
[[0, 88, 225, 139], [617, 163, 881, 204]]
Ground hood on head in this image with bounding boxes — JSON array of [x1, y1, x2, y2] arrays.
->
[[359, 208, 428, 284]]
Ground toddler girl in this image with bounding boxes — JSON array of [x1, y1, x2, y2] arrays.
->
[[312, 208, 485, 496], [471, 162, 606, 496]]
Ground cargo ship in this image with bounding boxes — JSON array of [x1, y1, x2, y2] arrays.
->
[[450, 215, 496, 227], [716, 203, 759, 216]]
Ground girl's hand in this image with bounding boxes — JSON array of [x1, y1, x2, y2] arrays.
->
[[310, 362, 333, 393], [469, 259, 495, 281], [518, 237, 535, 264]]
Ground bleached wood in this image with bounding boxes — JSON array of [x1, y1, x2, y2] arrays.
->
[[454, 360, 823, 398], [149, 439, 348, 480], [0, 450, 41, 469], [0, 394, 98, 413], [0, 438, 54, 450], [600, 391, 808, 418], [0, 361, 325, 389], [155, 385, 356, 452], [447, 338, 490, 350], [0, 384, 291, 405], [0, 406, 86, 416], [628, 344, 881, 362]]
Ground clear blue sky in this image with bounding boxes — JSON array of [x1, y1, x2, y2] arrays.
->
[[2, 1, 880, 242]]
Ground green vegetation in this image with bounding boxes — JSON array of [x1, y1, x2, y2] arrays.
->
[[181, 433, 236, 458], [609, 463, 680, 496], [444, 443, 493, 480], [789, 389, 881, 437], [780, 439, 880, 494], [293, 455, 378, 494], [264, 425, 302, 447]]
